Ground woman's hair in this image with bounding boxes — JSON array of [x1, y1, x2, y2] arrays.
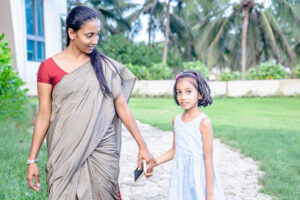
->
[[66, 6, 112, 96], [173, 70, 213, 107]]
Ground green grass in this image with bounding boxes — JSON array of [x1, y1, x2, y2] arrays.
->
[[2, 97, 299, 199], [0, 120, 48, 199], [129, 97, 300, 200]]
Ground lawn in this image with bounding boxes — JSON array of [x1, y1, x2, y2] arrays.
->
[[1, 97, 299, 200], [129, 97, 300, 200], [0, 121, 48, 199]]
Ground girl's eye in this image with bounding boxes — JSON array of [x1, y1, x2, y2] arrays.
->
[[187, 90, 192, 94], [177, 91, 182, 95]]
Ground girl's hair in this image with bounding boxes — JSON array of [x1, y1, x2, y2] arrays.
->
[[66, 6, 112, 97], [173, 70, 213, 107]]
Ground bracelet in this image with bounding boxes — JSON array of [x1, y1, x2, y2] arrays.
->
[[26, 159, 39, 165]]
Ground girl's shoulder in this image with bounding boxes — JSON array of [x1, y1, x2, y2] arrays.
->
[[173, 113, 183, 123]]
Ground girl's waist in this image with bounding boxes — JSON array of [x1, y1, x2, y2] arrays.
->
[[175, 149, 204, 160]]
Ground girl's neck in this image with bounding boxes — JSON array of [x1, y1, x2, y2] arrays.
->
[[182, 106, 202, 118]]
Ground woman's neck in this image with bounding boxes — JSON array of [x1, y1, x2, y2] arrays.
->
[[63, 43, 89, 61]]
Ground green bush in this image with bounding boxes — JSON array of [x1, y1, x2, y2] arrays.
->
[[126, 63, 151, 80], [99, 34, 162, 67], [0, 33, 29, 121], [182, 61, 210, 80], [246, 61, 288, 80], [291, 64, 300, 78], [220, 71, 242, 81], [149, 62, 173, 80]]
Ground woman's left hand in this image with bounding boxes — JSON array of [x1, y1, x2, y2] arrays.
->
[[138, 146, 155, 175]]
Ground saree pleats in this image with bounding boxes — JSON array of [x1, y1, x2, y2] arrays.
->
[[45, 57, 135, 200]]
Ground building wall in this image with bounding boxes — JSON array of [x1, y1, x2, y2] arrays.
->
[[0, 0, 17, 69], [0, 0, 67, 82]]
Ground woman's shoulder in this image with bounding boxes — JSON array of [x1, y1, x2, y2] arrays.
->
[[40, 57, 55, 68], [101, 54, 126, 74]]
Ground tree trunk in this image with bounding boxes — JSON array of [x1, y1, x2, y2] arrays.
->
[[148, 15, 153, 46], [241, 6, 250, 80], [162, 0, 171, 62]]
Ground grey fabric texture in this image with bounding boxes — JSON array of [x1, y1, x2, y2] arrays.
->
[[45, 57, 135, 200]]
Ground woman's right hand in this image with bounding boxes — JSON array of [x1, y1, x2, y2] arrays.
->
[[26, 163, 41, 192]]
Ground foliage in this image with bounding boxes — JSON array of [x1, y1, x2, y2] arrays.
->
[[0, 120, 48, 199], [0, 34, 29, 121], [174, 0, 300, 73], [126, 63, 151, 80], [291, 64, 300, 78], [182, 61, 209, 80], [246, 61, 288, 80], [99, 34, 162, 67], [219, 71, 242, 81], [148, 62, 173, 80], [67, 0, 135, 41]]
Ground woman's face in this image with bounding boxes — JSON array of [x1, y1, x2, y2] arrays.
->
[[69, 19, 100, 54]]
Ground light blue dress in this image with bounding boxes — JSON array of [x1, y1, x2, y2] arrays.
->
[[169, 113, 225, 200]]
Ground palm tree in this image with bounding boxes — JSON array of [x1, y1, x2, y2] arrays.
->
[[191, 0, 300, 79], [67, 0, 135, 39], [162, 0, 171, 62]]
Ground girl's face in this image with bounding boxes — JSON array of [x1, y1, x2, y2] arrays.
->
[[69, 19, 100, 54], [176, 78, 201, 111]]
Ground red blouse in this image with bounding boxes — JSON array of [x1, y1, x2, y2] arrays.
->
[[37, 57, 68, 90]]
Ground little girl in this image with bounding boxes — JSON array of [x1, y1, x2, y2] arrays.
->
[[155, 70, 225, 200]]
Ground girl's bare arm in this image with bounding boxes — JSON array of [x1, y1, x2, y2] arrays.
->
[[26, 83, 52, 192], [201, 117, 215, 198], [155, 117, 176, 166]]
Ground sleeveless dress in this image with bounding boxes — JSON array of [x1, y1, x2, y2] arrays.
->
[[169, 113, 225, 200]]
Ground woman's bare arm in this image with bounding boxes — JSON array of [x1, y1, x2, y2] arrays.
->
[[26, 83, 52, 192], [114, 94, 155, 172]]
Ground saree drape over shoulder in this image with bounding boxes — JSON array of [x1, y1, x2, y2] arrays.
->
[[46, 57, 135, 200]]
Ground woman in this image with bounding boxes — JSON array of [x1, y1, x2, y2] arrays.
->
[[26, 6, 155, 200]]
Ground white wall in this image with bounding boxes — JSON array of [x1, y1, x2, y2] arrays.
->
[[9, 0, 67, 82], [25, 79, 300, 97], [10, 0, 27, 80]]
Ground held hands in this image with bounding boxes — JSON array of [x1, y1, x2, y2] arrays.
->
[[26, 163, 41, 192], [138, 146, 157, 178]]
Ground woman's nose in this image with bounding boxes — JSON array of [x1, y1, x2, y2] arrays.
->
[[91, 36, 98, 45]]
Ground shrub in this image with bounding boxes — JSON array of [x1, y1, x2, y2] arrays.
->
[[126, 63, 151, 80], [220, 71, 242, 81], [246, 61, 288, 80], [149, 62, 173, 80], [99, 34, 162, 67], [182, 61, 210, 80], [291, 64, 300, 78], [0, 33, 29, 121]]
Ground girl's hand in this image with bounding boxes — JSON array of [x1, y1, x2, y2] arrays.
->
[[145, 158, 158, 178], [206, 193, 215, 200], [138, 147, 155, 174], [26, 163, 40, 192]]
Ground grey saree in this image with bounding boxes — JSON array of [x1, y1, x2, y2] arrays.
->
[[45, 56, 135, 200]]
